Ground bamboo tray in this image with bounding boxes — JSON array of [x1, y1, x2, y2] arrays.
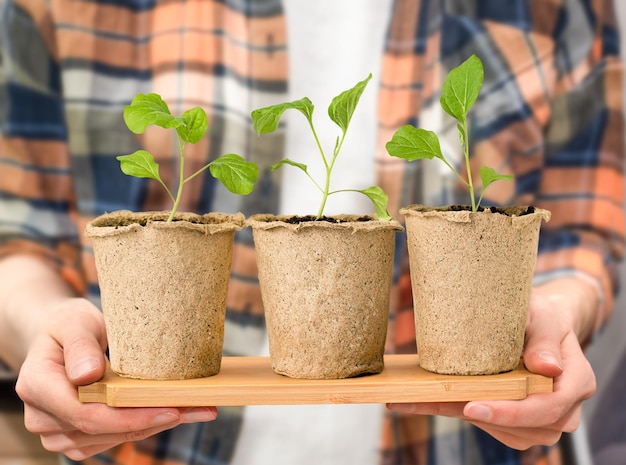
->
[[78, 354, 552, 407]]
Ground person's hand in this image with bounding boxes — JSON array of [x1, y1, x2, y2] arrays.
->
[[386, 277, 597, 450], [15, 298, 218, 460]]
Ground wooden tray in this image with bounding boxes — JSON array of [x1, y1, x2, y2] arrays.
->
[[78, 355, 552, 407]]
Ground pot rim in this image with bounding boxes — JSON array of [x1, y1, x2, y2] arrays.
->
[[400, 204, 551, 225], [246, 213, 403, 232], [85, 210, 245, 237]]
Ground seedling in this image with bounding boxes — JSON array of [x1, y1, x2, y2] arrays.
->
[[385, 54, 512, 212], [251, 74, 391, 221], [119, 93, 259, 222]]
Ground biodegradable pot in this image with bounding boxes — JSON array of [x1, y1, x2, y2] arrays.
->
[[247, 214, 403, 379], [85, 210, 244, 380], [401, 205, 551, 375]]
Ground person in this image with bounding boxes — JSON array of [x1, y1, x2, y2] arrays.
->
[[0, 0, 623, 464]]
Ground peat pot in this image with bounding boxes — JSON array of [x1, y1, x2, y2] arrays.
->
[[247, 214, 403, 379], [86, 210, 244, 380], [401, 205, 551, 375]]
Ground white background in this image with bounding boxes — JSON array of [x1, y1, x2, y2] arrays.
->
[[232, 1, 392, 464]]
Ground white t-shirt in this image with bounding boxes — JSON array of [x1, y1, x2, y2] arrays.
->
[[231, 1, 392, 464]]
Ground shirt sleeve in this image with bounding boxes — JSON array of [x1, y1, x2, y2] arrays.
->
[[533, 0, 625, 331], [0, 1, 86, 295], [376, 0, 625, 334]]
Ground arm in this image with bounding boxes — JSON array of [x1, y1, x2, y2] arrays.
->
[[0, 255, 216, 460], [0, 255, 78, 370], [0, 3, 216, 460], [386, 0, 624, 450], [388, 276, 597, 449]]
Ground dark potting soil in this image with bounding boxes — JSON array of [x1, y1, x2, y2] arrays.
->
[[448, 205, 536, 216], [106, 217, 216, 227], [92, 212, 236, 228], [281, 215, 373, 224]]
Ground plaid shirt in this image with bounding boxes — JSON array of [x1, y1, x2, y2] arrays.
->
[[0, 1, 623, 464]]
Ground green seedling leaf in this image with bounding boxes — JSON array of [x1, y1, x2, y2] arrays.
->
[[270, 158, 308, 173], [117, 151, 174, 202], [120, 92, 259, 221], [476, 166, 514, 208], [208, 153, 259, 195], [328, 73, 372, 134], [359, 186, 392, 221], [251, 75, 391, 220], [123, 93, 181, 134], [117, 151, 162, 180], [178, 107, 209, 144], [479, 166, 513, 190], [385, 125, 444, 162], [440, 54, 484, 122], [251, 98, 314, 134], [386, 55, 513, 212], [270, 159, 324, 195]]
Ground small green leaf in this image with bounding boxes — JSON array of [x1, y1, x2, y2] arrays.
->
[[385, 125, 444, 162], [178, 107, 208, 144], [480, 166, 514, 191], [328, 74, 372, 134], [251, 98, 314, 134], [123, 93, 181, 134], [117, 151, 162, 181], [440, 95, 453, 118], [440, 54, 484, 122], [384, 55, 512, 212], [250, 75, 387, 219], [270, 158, 308, 173], [360, 186, 392, 221], [208, 153, 259, 195]]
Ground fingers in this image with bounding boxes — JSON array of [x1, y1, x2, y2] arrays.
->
[[51, 298, 108, 385], [465, 420, 565, 450], [387, 278, 599, 451], [465, 335, 593, 418], [34, 406, 216, 444], [459, 330, 595, 451], [464, 396, 584, 449], [23, 386, 217, 459], [15, 297, 218, 460], [385, 399, 577, 449], [522, 292, 565, 378], [36, 407, 217, 461], [16, 301, 106, 415]]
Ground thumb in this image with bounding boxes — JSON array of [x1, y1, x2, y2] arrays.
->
[[52, 299, 108, 386], [522, 292, 565, 378]]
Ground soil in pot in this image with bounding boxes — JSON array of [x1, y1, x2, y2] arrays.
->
[[401, 204, 551, 376], [247, 214, 403, 379], [86, 210, 244, 380]]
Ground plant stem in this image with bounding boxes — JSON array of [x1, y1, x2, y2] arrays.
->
[[309, 120, 328, 171], [461, 117, 476, 212], [184, 162, 211, 184], [476, 190, 486, 209], [158, 179, 176, 204], [304, 171, 325, 194], [168, 137, 187, 222], [316, 152, 332, 219], [316, 130, 347, 219], [441, 158, 464, 186], [311, 121, 330, 219]]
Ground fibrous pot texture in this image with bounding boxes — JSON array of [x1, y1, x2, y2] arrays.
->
[[247, 214, 403, 379], [401, 205, 551, 375], [86, 210, 244, 380]]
